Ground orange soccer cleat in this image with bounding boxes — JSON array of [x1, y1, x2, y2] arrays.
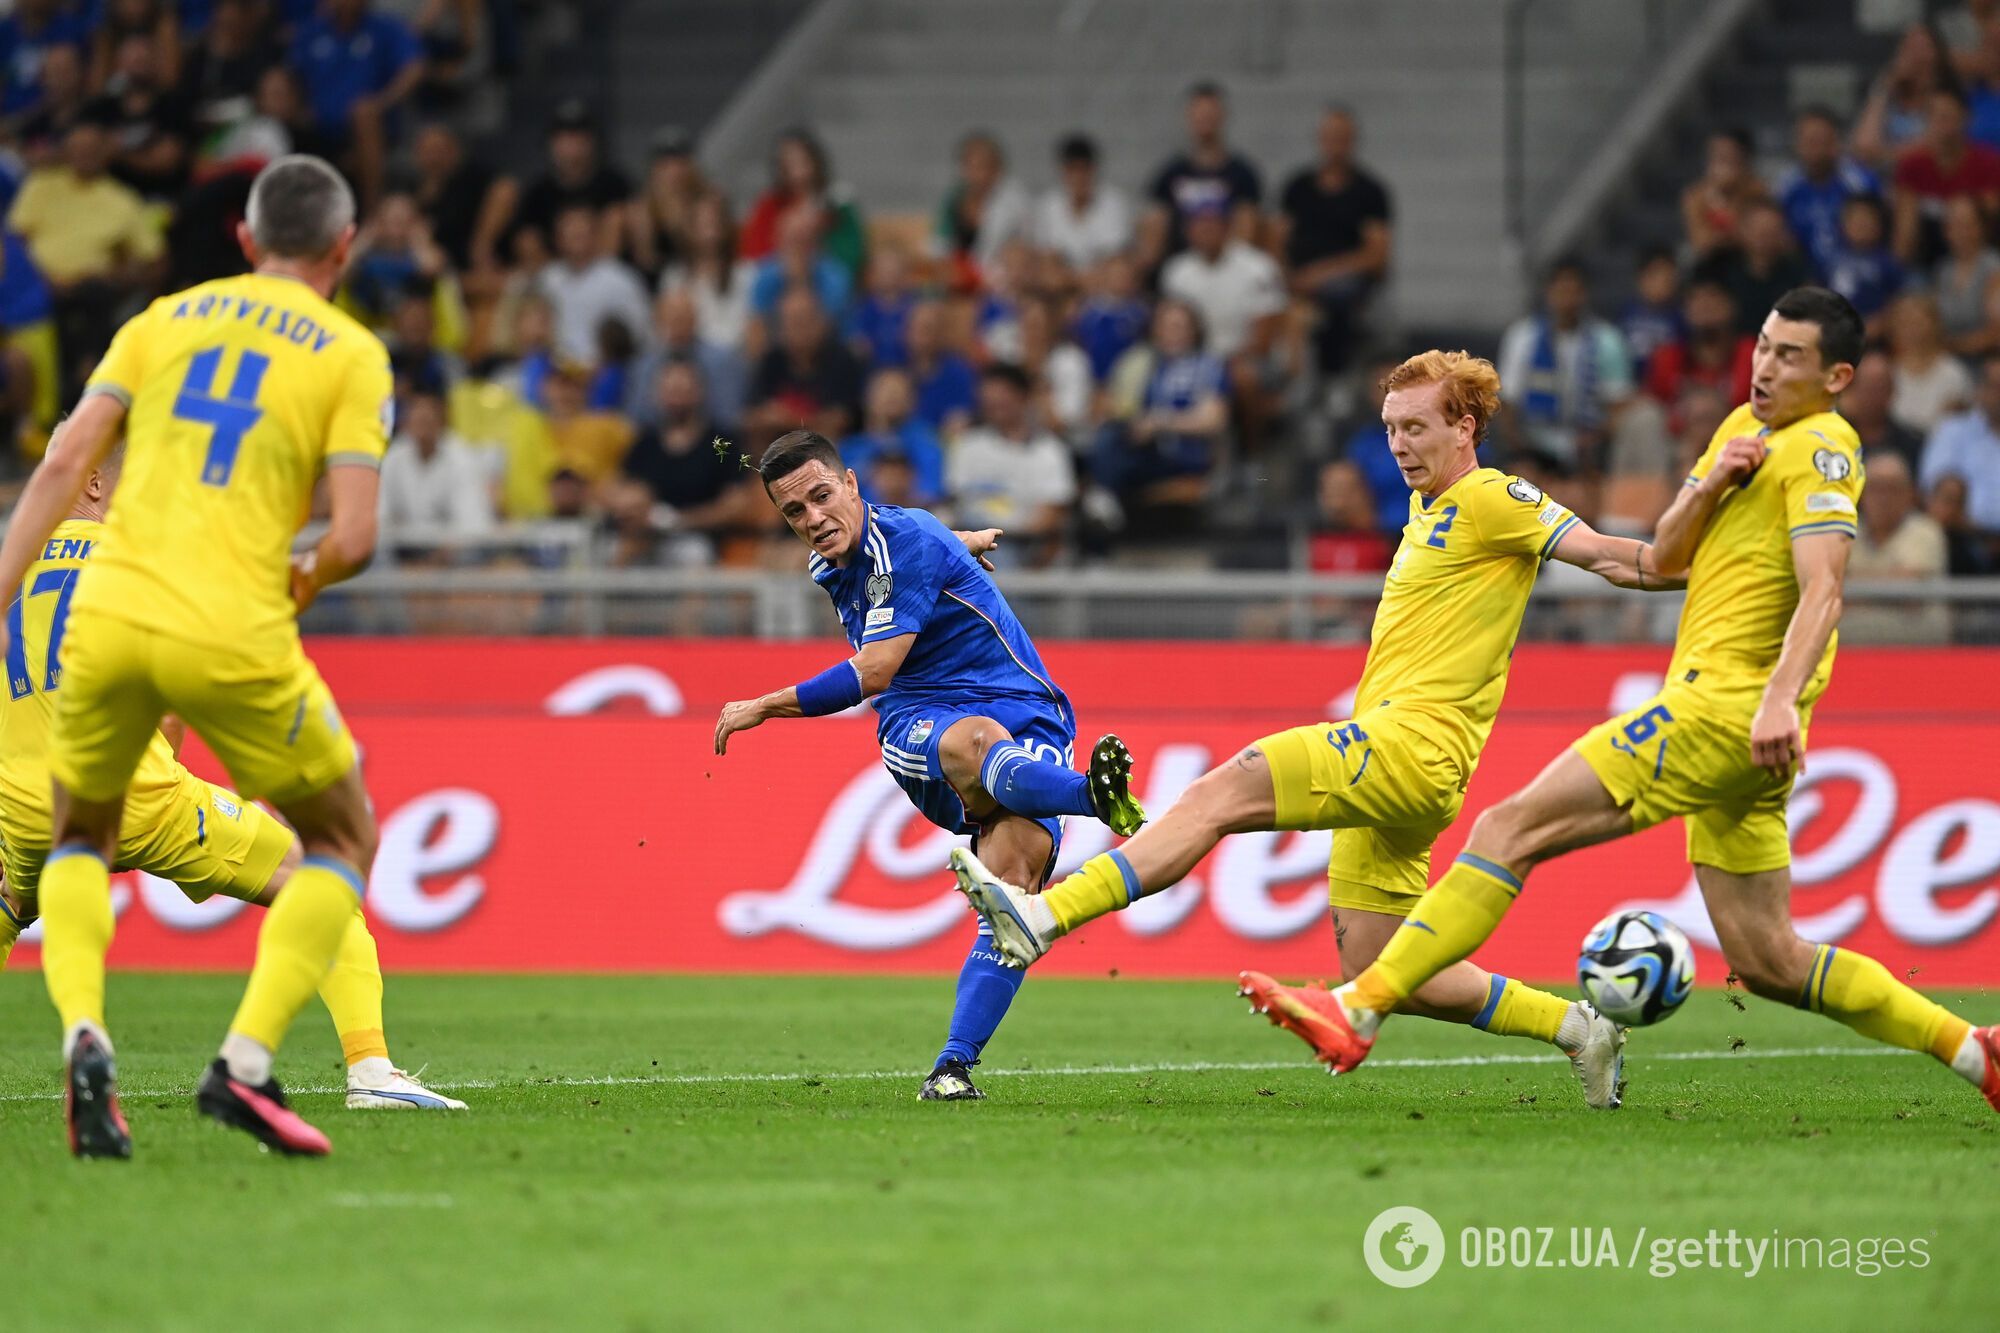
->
[[1238, 970, 1375, 1075], [1975, 1026, 2000, 1114]]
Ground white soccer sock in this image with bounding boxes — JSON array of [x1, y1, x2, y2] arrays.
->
[[1949, 1032, 1989, 1086], [62, 1019, 110, 1061], [1332, 983, 1385, 1038], [220, 1032, 274, 1086], [348, 1055, 394, 1086], [1554, 1003, 1592, 1055], [1023, 893, 1059, 941]]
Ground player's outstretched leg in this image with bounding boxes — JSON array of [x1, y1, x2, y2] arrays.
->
[[925, 813, 1052, 1101], [1240, 907, 1625, 1107], [1084, 734, 1145, 837], [951, 745, 1271, 967], [1700, 866, 2000, 1113], [951, 720, 1145, 836]]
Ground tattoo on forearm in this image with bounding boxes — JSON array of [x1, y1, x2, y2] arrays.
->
[[1635, 542, 1646, 591]]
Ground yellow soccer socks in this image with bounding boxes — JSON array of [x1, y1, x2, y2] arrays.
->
[[1470, 974, 1576, 1048], [1800, 944, 1979, 1078], [1351, 853, 1522, 1015], [40, 846, 115, 1046], [320, 908, 389, 1067], [225, 855, 365, 1080], [1041, 849, 1145, 935]]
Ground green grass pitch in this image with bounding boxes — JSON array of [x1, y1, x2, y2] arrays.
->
[[1, 971, 1993, 1329]]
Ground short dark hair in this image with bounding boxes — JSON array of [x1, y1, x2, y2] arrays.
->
[[1797, 103, 1842, 130], [759, 430, 843, 487], [247, 154, 355, 259], [1771, 286, 1864, 368], [1057, 133, 1097, 166], [1637, 244, 1676, 270], [1187, 80, 1224, 102], [981, 362, 1031, 394], [1716, 125, 1754, 153], [1546, 255, 1589, 285]]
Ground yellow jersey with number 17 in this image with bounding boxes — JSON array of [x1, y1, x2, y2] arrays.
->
[[1669, 404, 1864, 705], [1352, 466, 1579, 774], [72, 271, 393, 655]]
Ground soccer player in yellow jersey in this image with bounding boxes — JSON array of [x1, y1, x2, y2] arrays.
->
[[1305, 288, 2000, 1115], [0, 155, 397, 1157], [0, 445, 464, 1123], [950, 350, 1678, 1106]]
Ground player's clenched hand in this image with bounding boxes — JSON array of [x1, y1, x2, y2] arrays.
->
[[714, 699, 768, 755], [1749, 695, 1803, 779], [956, 527, 1003, 570], [1705, 436, 1767, 489]]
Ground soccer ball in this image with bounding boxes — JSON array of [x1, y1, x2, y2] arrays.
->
[[1577, 910, 1695, 1026]]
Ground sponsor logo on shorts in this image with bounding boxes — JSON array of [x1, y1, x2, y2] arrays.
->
[[210, 793, 242, 821]]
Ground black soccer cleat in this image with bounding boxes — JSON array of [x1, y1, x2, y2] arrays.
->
[[65, 1029, 132, 1160], [1088, 734, 1145, 837], [919, 1059, 987, 1101], [196, 1060, 332, 1156]]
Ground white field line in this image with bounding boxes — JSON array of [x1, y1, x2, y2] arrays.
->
[[0, 1044, 1910, 1104]]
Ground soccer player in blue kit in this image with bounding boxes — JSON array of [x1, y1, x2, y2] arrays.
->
[[715, 430, 1145, 1101]]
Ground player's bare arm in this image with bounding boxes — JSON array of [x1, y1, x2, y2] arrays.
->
[[1749, 531, 1850, 778], [1649, 434, 1766, 577], [291, 464, 381, 613], [714, 631, 917, 755], [0, 398, 126, 655], [1547, 521, 1684, 591], [955, 527, 1003, 570]]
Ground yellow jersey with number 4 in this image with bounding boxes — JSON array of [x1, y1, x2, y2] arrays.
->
[[0, 518, 183, 840], [72, 272, 393, 654], [1669, 404, 1863, 704], [1353, 467, 1579, 773]]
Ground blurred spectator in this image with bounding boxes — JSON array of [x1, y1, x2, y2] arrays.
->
[[1921, 352, 2000, 554], [9, 107, 163, 392], [746, 287, 864, 445], [15, 40, 87, 167], [660, 191, 754, 352], [488, 291, 555, 408], [1160, 196, 1286, 451], [949, 362, 1074, 566], [1016, 298, 1092, 442], [396, 0, 487, 113], [1933, 195, 2000, 353], [1679, 127, 1765, 258], [410, 119, 513, 284], [0, 0, 88, 118], [1619, 248, 1683, 383], [180, 0, 280, 129], [849, 245, 916, 368], [1141, 81, 1261, 271], [628, 125, 706, 278], [1843, 349, 1923, 468], [1073, 252, 1147, 381], [610, 360, 756, 566], [102, 30, 192, 202], [510, 99, 630, 269], [1340, 353, 1413, 534], [934, 131, 1032, 290], [738, 128, 864, 281], [1496, 259, 1633, 469], [91, 0, 180, 95], [1962, 9, 2000, 148], [902, 299, 975, 436], [1276, 104, 1391, 378], [842, 366, 944, 505], [0, 228, 56, 431], [1033, 133, 1132, 276], [1888, 293, 1974, 434], [1891, 87, 2000, 265], [535, 203, 650, 367], [542, 359, 634, 485], [378, 384, 494, 557], [348, 189, 446, 325], [749, 201, 851, 326], [1849, 450, 1950, 641], [1822, 195, 1906, 330], [970, 238, 1032, 362], [289, 0, 423, 206], [385, 279, 462, 396], [1856, 23, 1953, 167], [1943, 0, 2000, 60], [1776, 106, 1879, 277], [627, 288, 746, 431], [1090, 298, 1228, 510], [1696, 201, 1811, 336], [1306, 458, 1395, 573], [856, 449, 921, 509]]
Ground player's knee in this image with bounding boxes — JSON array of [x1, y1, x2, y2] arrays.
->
[[1182, 760, 1269, 834], [1724, 936, 1809, 1002]]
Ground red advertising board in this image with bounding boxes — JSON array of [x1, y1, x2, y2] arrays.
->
[[11, 641, 1999, 984]]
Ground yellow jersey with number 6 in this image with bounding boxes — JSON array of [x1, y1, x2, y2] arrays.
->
[[1354, 467, 1579, 773], [72, 272, 392, 654], [1669, 404, 1863, 704]]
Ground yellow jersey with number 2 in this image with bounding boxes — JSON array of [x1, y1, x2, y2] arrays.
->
[[73, 271, 393, 655]]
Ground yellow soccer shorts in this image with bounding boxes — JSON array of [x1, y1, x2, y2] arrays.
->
[[52, 611, 357, 808], [1257, 705, 1469, 916], [1574, 677, 1811, 876], [2, 773, 294, 914]]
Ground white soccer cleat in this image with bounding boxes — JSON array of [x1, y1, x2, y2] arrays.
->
[[345, 1060, 468, 1111], [1566, 1002, 1626, 1110], [947, 847, 1056, 968]]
